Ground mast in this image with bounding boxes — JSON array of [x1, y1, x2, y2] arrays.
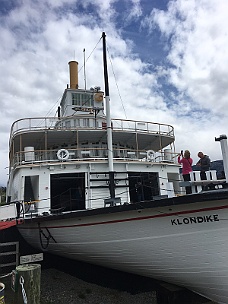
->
[[102, 32, 116, 204]]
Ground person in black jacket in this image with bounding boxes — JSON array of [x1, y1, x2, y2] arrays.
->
[[196, 151, 211, 180]]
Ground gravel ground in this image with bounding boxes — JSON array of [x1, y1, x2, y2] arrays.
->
[[2, 268, 157, 304], [2, 268, 216, 304], [40, 268, 158, 304]]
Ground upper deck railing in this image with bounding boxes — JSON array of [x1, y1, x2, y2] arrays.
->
[[10, 116, 174, 141], [11, 147, 178, 168]]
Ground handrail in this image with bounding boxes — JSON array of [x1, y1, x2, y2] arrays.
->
[[10, 147, 178, 169], [10, 116, 174, 141]]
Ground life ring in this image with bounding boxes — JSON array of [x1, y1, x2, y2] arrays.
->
[[147, 150, 155, 161], [94, 92, 103, 102], [57, 149, 70, 161]]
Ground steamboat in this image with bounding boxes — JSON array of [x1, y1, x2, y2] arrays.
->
[[2, 32, 228, 304]]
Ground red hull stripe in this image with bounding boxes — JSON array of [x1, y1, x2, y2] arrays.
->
[[19, 203, 228, 230], [0, 220, 17, 230]]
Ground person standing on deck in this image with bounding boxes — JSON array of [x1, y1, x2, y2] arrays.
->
[[178, 150, 193, 194]]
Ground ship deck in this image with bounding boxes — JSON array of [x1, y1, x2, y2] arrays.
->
[[9, 116, 176, 167], [10, 116, 174, 152]]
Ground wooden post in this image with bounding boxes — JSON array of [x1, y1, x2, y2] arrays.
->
[[14, 264, 41, 304], [0, 283, 5, 304]]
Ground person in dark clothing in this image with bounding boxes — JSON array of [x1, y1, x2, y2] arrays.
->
[[135, 182, 144, 202], [196, 152, 211, 180]]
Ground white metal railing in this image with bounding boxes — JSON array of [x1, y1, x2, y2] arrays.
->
[[111, 119, 174, 136], [0, 204, 17, 221], [11, 147, 178, 168], [10, 116, 174, 140]]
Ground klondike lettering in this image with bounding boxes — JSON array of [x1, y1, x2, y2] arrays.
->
[[171, 214, 219, 225]]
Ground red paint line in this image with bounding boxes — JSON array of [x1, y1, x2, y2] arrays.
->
[[19, 203, 228, 230], [0, 220, 17, 230]]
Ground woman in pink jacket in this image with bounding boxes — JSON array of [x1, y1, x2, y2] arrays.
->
[[178, 150, 193, 194]]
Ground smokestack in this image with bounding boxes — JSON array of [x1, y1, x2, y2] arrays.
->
[[68, 61, 78, 89]]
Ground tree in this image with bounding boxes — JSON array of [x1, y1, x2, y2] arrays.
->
[[0, 186, 6, 204]]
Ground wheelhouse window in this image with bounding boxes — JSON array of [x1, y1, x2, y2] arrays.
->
[[83, 118, 90, 127], [72, 92, 93, 107]]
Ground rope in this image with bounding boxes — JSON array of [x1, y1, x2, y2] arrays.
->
[[20, 276, 28, 304], [0, 272, 12, 279], [0, 296, 4, 304]]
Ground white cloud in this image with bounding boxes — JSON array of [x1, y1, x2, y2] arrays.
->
[[140, 0, 228, 165], [144, 0, 228, 115], [125, 0, 142, 21]]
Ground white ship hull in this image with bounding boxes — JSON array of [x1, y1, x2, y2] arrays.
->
[[18, 190, 228, 304]]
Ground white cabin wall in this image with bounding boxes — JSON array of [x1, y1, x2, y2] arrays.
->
[[158, 165, 180, 197], [9, 170, 23, 202], [115, 186, 129, 204], [90, 187, 110, 209], [88, 168, 112, 209], [113, 171, 129, 204], [88, 163, 129, 208], [38, 169, 51, 214], [11, 166, 51, 215], [61, 91, 71, 116], [88, 172, 129, 209], [8, 161, 180, 214], [167, 172, 181, 195]]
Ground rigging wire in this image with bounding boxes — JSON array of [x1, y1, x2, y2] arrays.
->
[[107, 46, 128, 121], [34, 37, 102, 128], [78, 36, 102, 74], [32, 95, 61, 133], [44, 96, 61, 118], [32, 36, 129, 133]]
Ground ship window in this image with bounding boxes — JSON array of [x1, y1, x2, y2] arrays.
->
[[83, 118, 89, 127], [65, 120, 71, 128], [72, 93, 93, 107], [74, 119, 80, 127]]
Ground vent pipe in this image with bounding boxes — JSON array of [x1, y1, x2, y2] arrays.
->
[[68, 61, 78, 89]]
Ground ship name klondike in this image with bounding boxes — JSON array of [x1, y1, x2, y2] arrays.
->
[[171, 214, 219, 225]]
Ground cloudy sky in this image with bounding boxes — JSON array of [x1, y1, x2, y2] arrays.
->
[[0, 0, 228, 185]]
